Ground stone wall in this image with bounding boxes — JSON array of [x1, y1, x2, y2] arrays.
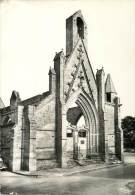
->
[[96, 69, 105, 160], [104, 103, 116, 161], [12, 106, 23, 171], [1, 126, 14, 170], [114, 97, 124, 161], [20, 106, 30, 171], [35, 94, 57, 170], [105, 104, 115, 151], [0, 107, 17, 170], [0, 114, 1, 155]]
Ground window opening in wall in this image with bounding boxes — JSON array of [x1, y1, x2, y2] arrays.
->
[[78, 130, 86, 137], [67, 129, 73, 137], [81, 140, 85, 144], [106, 93, 111, 102], [67, 132, 73, 137]]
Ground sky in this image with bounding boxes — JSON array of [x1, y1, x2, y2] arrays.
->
[[0, 0, 135, 118]]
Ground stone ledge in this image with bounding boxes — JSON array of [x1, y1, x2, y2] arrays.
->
[[11, 162, 124, 178]]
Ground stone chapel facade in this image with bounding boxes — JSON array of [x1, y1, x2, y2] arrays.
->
[[0, 10, 123, 172]]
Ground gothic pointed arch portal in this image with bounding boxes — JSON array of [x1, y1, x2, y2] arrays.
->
[[66, 90, 99, 160]]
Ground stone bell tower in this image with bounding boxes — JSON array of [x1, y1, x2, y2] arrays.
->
[[66, 10, 88, 57]]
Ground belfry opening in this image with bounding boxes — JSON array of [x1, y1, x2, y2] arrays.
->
[[77, 17, 84, 39]]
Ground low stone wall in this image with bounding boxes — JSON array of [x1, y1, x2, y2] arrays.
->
[[37, 159, 58, 170]]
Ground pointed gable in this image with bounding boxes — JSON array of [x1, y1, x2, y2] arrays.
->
[[64, 39, 97, 105], [105, 74, 116, 93]]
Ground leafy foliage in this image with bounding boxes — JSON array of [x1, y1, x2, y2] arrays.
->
[[121, 116, 135, 148]]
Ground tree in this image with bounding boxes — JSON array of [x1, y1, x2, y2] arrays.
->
[[121, 116, 135, 149]]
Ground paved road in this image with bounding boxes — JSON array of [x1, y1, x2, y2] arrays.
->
[[0, 153, 135, 195]]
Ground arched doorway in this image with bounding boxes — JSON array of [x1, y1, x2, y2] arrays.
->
[[66, 104, 86, 159], [66, 112, 87, 160], [76, 92, 99, 156], [66, 91, 99, 160]]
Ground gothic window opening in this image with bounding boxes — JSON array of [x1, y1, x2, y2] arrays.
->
[[106, 93, 111, 102], [77, 17, 84, 39]]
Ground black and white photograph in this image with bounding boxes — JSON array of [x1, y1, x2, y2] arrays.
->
[[0, 0, 135, 194]]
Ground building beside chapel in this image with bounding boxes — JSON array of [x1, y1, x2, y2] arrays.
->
[[0, 11, 123, 172]]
